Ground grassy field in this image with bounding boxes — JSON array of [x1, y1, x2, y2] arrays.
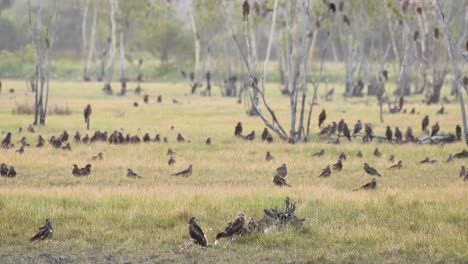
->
[[0, 80, 467, 263]]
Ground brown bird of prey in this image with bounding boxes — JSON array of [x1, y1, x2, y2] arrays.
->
[[265, 151, 274, 161], [343, 123, 351, 141], [318, 109, 327, 128], [62, 143, 71, 151], [437, 106, 444, 115], [422, 115, 429, 132], [234, 122, 243, 136], [337, 118, 345, 135], [273, 164, 290, 187], [364, 123, 373, 141], [84, 104, 92, 130], [205, 137, 212, 145], [275, 164, 287, 178], [353, 178, 377, 191], [168, 155, 176, 165], [30, 218, 53, 242], [74, 131, 81, 143], [242, 1, 250, 21], [215, 213, 245, 244], [16, 145, 25, 154], [364, 163, 381, 176], [72, 164, 81, 176], [388, 155, 395, 163], [1, 132, 12, 148], [273, 173, 291, 187], [172, 165, 192, 177], [354, 120, 362, 135], [388, 160, 403, 169], [92, 152, 103, 160], [167, 148, 175, 156], [0, 163, 8, 176], [394, 127, 403, 142], [338, 152, 347, 161], [356, 150, 363, 158], [385, 126, 393, 142], [373, 148, 382, 157], [319, 165, 331, 177], [80, 164, 92, 176], [261, 128, 269, 141], [313, 149, 325, 157], [127, 168, 142, 178], [456, 125, 462, 141], [405, 127, 415, 142], [419, 157, 437, 164], [177, 133, 185, 143], [244, 131, 255, 141], [36, 135, 45, 148], [332, 160, 343, 171], [430, 122, 440, 137], [188, 217, 207, 247], [7, 165, 16, 177]]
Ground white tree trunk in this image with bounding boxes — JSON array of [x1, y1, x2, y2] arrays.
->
[[190, 1, 200, 89], [84, 0, 96, 80], [105, 0, 116, 86]]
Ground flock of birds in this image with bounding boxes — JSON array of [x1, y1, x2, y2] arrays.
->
[[2, 101, 468, 245]]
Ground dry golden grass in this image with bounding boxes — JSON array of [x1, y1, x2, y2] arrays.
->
[[0, 80, 466, 263]]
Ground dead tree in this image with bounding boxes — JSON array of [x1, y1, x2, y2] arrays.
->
[[222, 0, 330, 143], [436, 0, 468, 144], [28, 0, 57, 126]]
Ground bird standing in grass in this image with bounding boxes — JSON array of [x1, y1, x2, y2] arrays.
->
[[422, 115, 429, 132], [127, 168, 141, 178], [431, 122, 440, 137], [188, 217, 207, 247], [354, 120, 362, 135], [364, 163, 381, 176], [319, 165, 331, 177], [30, 218, 53, 242], [7, 165, 16, 177], [215, 213, 245, 244], [353, 178, 377, 191], [265, 151, 274, 161], [0, 163, 8, 176], [373, 148, 382, 157], [244, 131, 255, 140], [318, 109, 327, 128], [84, 104, 92, 130], [235, 122, 243, 137], [273, 164, 290, 187], [172, 165, 192, 177], [388, 160, 403, 169], [72, 164, 81, 176], [332, 160, 343, 171]]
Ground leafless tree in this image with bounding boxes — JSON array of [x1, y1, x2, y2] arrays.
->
[[28, 0, 57, 126]]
